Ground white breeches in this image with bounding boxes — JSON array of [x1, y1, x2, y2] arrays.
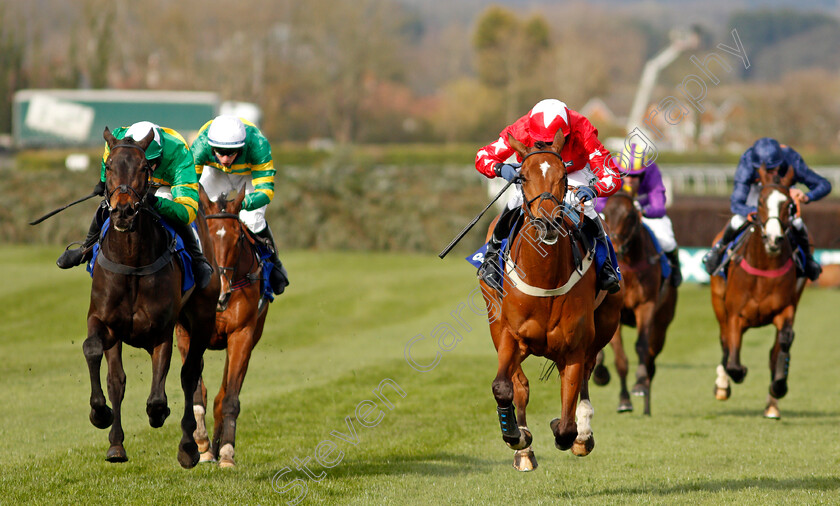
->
[[199, 166, 267, 233], [642, 215, 677, 252]]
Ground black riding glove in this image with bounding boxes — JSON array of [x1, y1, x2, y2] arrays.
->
[[93, 180, 106, 196]]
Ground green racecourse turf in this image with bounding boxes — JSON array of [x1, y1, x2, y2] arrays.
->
[[1, 245, 839, 505]]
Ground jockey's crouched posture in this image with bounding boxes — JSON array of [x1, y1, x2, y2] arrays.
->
[[475, 99, 622, 294], [703, 137, 831, 280], [595, 143, 682, 286], [56, 122, 213, 289], [191, 115, 289, 295]]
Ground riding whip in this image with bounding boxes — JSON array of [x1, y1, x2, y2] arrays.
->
[[29, 192, 99, 225], [438, 178, 515, 259]]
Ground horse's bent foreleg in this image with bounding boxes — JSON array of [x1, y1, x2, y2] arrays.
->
[[551, 354, 584, 452], [592, 349, 611, 386], [104, 343, 128, 462], [83, 318, 113, 429], [147, 338, 173, 428], [492, 333, 530, 451]]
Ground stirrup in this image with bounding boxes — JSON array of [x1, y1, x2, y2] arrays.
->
[[56, 242, 90, 269]]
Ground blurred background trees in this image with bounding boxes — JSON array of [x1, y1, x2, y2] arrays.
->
[[2, 0, 840, 152]]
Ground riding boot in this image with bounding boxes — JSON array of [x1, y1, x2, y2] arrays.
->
[[702, 221, 741, 274], [589, 217, 621, 294], [478, 206, 519, 291], [56, 203, 108, 269], [790, 225, 822, 281], [665, 249, 683, 287], [255, 225, 290, 295], [171, 220, 213, 290]]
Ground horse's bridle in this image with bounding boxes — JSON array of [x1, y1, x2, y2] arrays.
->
[[752, 183, 795, 235], [518, 150, 567, 222], [206, 212, 261, 311], [105, 143, 155, 229]]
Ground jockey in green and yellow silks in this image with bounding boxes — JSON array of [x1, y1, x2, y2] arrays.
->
[[190, 115, 288, 295]]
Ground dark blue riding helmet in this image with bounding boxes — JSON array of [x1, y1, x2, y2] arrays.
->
[[750, 137, 783, 169]]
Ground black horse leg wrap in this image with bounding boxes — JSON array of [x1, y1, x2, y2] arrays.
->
[[779, 328, 795, 353], [497, 405, 520, 438]]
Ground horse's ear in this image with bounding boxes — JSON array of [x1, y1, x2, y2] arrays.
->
[[507, 133, 527, 158], [552, 127, 566, 153], [198, 184, 212, 212], [233, 185, 247, 212], [136, 129, 155, 151], [780, 166, 795, 188], [757, 164, 769, 185], [103, 127, 117, 147]]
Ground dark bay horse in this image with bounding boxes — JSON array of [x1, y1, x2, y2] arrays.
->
[[480, 130, 623, 472], [595, 192, 677, 415], [83, 127, 219, 468], [710, 166, 805, 419], [177, 189, 269, 468]]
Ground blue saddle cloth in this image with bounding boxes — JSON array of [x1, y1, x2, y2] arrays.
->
[[87, 218, 195, 293], [467, 216, 621, 290], [642, 223, 671, 280]]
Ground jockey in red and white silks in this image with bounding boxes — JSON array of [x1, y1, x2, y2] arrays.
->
[[474, 99, 622, 294]]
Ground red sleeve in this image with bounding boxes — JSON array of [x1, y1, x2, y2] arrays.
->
[[474, 115, 530, 178], [576, 115, 620, 197]]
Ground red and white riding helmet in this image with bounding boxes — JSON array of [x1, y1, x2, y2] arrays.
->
[[528, 99, 570, 142]]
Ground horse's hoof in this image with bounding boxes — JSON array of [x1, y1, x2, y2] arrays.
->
[[631, 383, 647, 397], [147, 404, 171, 428], [550, 418, 575, 451], [218, 444, 235, 468], [513, 448, 538, 472], [714, 385, 731, 401], [199, 451, 217, 463], [571, 435, 595, 457], [617, 400, 633, 413], [89, 405, 114, 429], [764, 404, 781, 420], [178, 441, 200, 469], [592, 364, 610, 386], [504, 426, 533, 451], [105, 445, 128, 463], [726, 366, 747, 384], [770, 379, 788, 399]]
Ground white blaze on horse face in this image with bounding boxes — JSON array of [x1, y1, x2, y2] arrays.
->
[[765, 189, 787, 241], [540, 161, 550, 177], [216, 227, 227, 239]]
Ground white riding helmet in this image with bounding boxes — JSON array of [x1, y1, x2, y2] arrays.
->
[[124, 121, 163, 160], [207, 115, 246, 149]]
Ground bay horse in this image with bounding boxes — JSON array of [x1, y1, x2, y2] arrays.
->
[[710, 166, 805, 419], [176, 189, 270, 468], [83, 127, 220, 467], [595, 192, 677, 416], [480, 130, 623, 472]]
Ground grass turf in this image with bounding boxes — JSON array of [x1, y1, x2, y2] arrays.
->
[[1, 245, 839, 504]]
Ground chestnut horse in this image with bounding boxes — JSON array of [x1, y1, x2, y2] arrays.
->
[[177, 189, 270, 468], [595, 192, 677, 415], [480, 130, 622, 472], [83, 127, 219, 467], [710, 166, 805, 419]]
